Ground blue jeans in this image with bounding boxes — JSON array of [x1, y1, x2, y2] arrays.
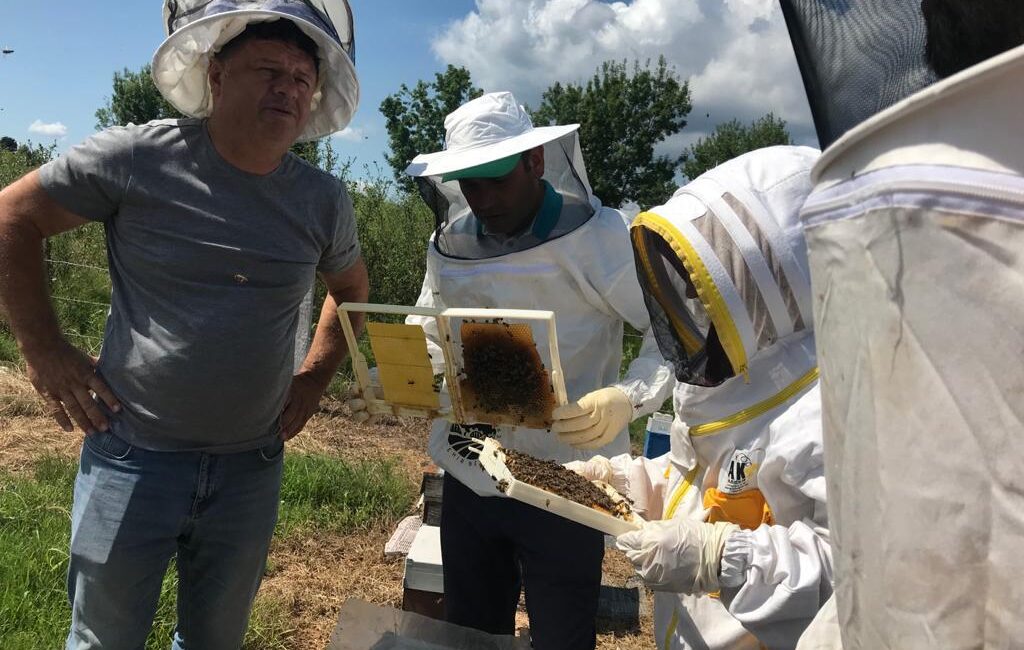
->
[[65, 430, 284, 650]]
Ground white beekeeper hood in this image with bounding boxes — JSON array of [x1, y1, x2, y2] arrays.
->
[[632, 145, 821, 486], [153, 0, 359, 142], [405, 91, 580, 179], [631, 146, 819, 386], [407, 92, 598, 260], [800, 44, 1024, 650]]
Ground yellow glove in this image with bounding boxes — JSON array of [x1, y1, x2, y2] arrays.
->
[[551, 387, 633, 449]]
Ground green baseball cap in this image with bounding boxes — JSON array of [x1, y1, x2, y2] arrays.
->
[[441, 153, 522, 182]]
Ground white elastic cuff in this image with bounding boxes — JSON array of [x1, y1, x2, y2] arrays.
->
[[719, 530, 752, 588], [696, 522, 740, 594]]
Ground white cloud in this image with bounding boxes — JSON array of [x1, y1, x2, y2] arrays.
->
[[28, 119, 68, 138], [332, 125, 366, 142], [432, 0, 817, 154]]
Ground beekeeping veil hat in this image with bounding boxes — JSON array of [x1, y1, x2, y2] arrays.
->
[[780, 0, 936, 148], [406, 91, 597, 260], [153, 0, 359, 142], [631, 146, 819, 388], [631, 146, 820, 477]]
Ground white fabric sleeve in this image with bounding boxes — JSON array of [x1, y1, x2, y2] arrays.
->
[[584, 209, 674, 420], [720, 530, 752, 588], [721, 520, 833, 650], [720, 386, 833, 649], [613, 326, 675, 419], [404, 253, 446, 374]]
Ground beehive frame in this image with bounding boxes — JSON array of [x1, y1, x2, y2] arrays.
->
[[338, 302, 569, 423]]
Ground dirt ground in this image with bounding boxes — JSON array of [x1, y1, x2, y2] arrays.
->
[[0, 370, 654, 649]]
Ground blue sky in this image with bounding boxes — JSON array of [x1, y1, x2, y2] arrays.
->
[[0, 1, 482, 175], [0, 1, 815, 185]]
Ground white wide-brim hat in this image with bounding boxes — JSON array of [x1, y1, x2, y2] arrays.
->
[[152, 0, 359, 142], [406, 91, 579, 178]]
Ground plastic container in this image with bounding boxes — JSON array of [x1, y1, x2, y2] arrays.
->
[[642, 412, 673, 459]]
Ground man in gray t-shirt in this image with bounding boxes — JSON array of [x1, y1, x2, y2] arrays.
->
[[36, 117, 361, 453], [0, 7, 365, 648]]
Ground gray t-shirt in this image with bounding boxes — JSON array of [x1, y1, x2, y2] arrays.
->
[[38, 118, 360, 452]]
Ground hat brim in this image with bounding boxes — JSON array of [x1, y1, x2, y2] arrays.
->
[[405, 124, 579, 178], [151, 10, 359, 142], [440, 153, 524, 182]]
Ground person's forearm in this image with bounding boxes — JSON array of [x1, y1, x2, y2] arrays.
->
[[0, 216, 64, 359], [298, 291, 364, 388]]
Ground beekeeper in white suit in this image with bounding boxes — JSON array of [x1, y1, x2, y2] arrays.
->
[[569, 146, 833, 650], [352, 91, 673, 649]]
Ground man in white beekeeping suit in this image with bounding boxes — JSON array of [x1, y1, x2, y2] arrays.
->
[[568, 146, 833, 649], [351, 90, 674, 649]]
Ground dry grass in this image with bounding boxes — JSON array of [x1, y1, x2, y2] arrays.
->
[[291, 399, 434, 485], [0, 369, 656, 649], [260, 527, 406, 649], [0, 415, 81, 474], [0, 366, 46, 418], [0, 370, 81, 475]]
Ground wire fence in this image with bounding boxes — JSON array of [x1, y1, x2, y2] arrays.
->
[[43, 257, 110, 356], [51, 295, 112, 309], [47, 258, 108, 272]]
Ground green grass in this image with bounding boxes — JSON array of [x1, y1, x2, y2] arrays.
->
[[0, 451, 415, 648], [0, 329, 19, 366], [0, 458, 75, 649], [277, 453, 416, 536]]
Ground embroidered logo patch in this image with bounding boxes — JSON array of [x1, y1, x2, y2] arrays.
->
[[719, 448, 764, 494]]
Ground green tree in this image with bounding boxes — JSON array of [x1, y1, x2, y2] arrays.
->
[[95, 64, 183, 129], [291, 138, 344, 176], [682, 113, 791, 181], [0, 136, 16, 153], [380, 65, 483, 192], [530, 57, 691, 209]]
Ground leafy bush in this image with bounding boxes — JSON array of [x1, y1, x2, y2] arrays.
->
[[45, 224, 110, 356], [0, 142, 54, 187], [350, 173, 434, 308]]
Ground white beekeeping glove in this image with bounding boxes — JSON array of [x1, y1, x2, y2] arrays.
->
[[551, 387, 634, 450], [563, 455, 629, 495], [616, 518, 739, 595]]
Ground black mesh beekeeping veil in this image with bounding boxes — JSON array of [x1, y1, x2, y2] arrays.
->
[[780, 0, 937, 148]]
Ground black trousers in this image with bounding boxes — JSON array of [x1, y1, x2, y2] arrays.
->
[[441, 473, 605, 650]]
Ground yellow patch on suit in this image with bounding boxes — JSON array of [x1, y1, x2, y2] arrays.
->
[[703, 487, 774, 530]]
